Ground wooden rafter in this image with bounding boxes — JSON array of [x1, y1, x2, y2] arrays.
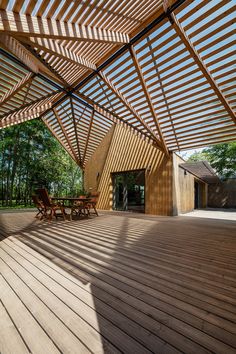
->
[[0, 34, 38, 73], [82, 109, 95, 166], [22, 37, 96, 71], [0, 91, 63, 120], [70, 98, 82, 164], [0, 11, 129, 44], [42, 117, 76, 163], [164, 2, 236, 126], [98, 71, 163, 149], [52, 107, 81, 166], [19, 41, 68, 86], [0, 34, 65, 85], [129, 46, 169, 155], [1, 0, 236, 160], [73, 93, 155, 145], [0, 101, 54, 128], [0, 72, 35, 107], [146, 36, 180, 150]]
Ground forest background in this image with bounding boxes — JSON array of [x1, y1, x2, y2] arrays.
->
[[1, 120, 235, 208]]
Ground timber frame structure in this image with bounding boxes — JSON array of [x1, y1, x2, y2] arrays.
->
[[0, 0, 236, 169]]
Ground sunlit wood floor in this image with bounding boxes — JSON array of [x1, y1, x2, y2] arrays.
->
[[0, 210, 236, 354]]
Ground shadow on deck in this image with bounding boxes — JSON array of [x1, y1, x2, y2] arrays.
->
[[0, 210, 236, 353]]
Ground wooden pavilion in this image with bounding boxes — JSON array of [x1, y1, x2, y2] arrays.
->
[[0, 0, 236, 215], [1, 2, 236, 353]]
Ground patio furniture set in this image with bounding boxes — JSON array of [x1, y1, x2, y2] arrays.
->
[[32, 188, 99, 221]]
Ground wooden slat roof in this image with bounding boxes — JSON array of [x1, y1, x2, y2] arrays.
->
[[0, 0, 236, 168]]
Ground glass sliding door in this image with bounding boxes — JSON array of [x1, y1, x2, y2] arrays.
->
[[112, 170, 145, 212]]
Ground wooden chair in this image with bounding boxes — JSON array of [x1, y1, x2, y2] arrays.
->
[[70, 195, 88, 220], [86, 192, 99, 216], [32, 195, 45, 218], [36, 188, 66, 221]]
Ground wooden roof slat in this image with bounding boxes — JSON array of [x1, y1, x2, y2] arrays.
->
[[0, 0, 236, 162], [164, 8, 236, 127], [0, 10, 130, 44]]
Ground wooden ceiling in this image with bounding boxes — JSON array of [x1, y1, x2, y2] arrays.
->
[[0, 0, 236, 168]]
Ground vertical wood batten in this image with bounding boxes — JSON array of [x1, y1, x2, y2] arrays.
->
[[84, 125, 173, 215]]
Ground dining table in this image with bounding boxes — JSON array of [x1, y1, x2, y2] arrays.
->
[[51, 196, 91, 219]]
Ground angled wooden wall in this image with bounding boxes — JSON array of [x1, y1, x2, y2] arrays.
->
[[84, 124, 173, 215]]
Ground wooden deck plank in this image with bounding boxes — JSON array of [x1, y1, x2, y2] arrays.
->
[[0, 253, 93, 354], [0, 241, 155, 354], [0, 300, 30, 354], [0, 274, 60, 354], [20, 225, 236, 308], [40, 223, 236, 290], [0, 211, 236, 354], [12, 228, 236, 354], [7, 236, 236, 350]]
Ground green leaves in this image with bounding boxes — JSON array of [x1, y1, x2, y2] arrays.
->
[[0, 119, 82, 206], [188, 143, 236, 178]]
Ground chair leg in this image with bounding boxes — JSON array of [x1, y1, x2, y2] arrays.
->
[[93, 206, 98, 216], [61, 206, 66, 221]]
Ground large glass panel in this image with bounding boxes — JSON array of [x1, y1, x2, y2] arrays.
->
[[112, 170, 145, 212]]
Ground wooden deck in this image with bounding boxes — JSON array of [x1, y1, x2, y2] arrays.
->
[[0, 210, 236, 354]]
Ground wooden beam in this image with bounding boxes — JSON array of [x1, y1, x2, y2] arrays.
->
[[98, 71, 163, 149], [129, 46, 169, 155], [146, 36, 180, 150], [72, 92, 159, 147], [0, 72, 35, 107], [0, 91, 62, 119], [42, 117, 77, 163], [0, 101, 53, 128], [164, 2, 236, 126], [24, 37, 96, 71], [0, 34, 39, 73], [82, 109, 94, 166], [52, 107, 81, 166], [19, 40, 69, 86], [70, 98, 82, 164], [0, 11, 129, 44], [0, 34, 64, 84]]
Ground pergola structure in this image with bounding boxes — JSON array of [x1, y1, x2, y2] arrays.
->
[[0, 0, 235, 168]]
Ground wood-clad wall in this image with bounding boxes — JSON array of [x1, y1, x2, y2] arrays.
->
[[172, 154, 208, 214], [208, 180, 236, 208], [84, 126, 115, 193], [172, 154, 194, 214], [84, 125, 173, 215], [178, 166, 195, 213]]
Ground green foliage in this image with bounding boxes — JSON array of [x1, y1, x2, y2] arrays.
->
[[188, 142, 236, 178], [0, 119, 82, 207]]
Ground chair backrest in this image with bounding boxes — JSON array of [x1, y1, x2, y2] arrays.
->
[[89, 192, 99, 205], [91, 192, 100, 198], [36, 188, 51, 207], [90, 192, 99, 204], [32, 194, 42, 207], [79, 195, 87, 199]]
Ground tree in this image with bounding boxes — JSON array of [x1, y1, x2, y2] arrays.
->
[[188, 142, 236, 178], [0, 119, 82, 207]]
